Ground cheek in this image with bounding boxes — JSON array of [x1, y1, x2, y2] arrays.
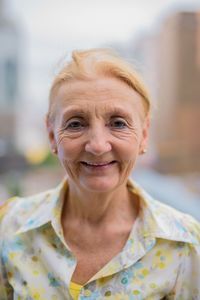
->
[[117, 137, 140, 161], [57, 136, 82, 162]]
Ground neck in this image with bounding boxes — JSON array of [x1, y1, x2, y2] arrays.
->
[[62, 179, 139, 226]]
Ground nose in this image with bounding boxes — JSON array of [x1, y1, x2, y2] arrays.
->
[[85, 124, 112, 155]]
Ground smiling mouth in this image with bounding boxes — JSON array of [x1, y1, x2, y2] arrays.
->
[[80, 161, 116, 167]]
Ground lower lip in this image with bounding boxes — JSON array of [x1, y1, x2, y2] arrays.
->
[[81, 161, 116, 171]]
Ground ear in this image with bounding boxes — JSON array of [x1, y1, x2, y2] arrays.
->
[[139, 115, 150, 155], [45, 114, 58, 155]]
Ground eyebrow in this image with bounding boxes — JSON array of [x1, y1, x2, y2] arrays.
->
[[61, 106, 133, 123], [104, 107, 132, 118], [61, 108, 86, 121]]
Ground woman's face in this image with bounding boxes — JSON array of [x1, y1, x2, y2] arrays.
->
[[47, 76, 150, 193]]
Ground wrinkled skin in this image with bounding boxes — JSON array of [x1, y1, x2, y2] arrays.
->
[[46, 76, 150, 195]]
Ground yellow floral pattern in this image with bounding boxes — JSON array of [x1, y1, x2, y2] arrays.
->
[[0, 178, 200, 299]]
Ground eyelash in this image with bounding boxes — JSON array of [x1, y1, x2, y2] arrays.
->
[[65, 118, 127, 131], [110, 119, 127, 129], [66, 120, 85, 130]]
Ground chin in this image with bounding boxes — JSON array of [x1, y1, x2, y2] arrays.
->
[[80, 177, 119, 193]]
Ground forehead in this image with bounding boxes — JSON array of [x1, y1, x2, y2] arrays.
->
[[53, 76, 145, 118]]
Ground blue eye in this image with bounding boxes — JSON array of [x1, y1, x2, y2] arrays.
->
[[67, 121, 83, 130], [110, 119, 126, 129]]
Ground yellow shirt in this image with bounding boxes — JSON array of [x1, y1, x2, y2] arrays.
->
[[0, 178, 200, 299], [69, 281, 82, 300]]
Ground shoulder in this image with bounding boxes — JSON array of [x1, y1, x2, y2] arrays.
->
[[0, 196, 19, 222], [150, 197, 200, 244], [0, 189, 55, 239], [129, 179, 200, 246], [147, 194, 200, 246]]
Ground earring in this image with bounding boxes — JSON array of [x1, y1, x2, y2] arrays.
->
[[52, 148, 57, 154], [141, 149, 147, 155]]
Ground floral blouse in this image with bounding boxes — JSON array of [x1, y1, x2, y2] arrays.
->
[[0, 178, 200, 300]]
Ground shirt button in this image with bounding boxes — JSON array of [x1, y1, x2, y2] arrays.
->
[[84, 289, 92, 297], [121, 277, 128, 284], [105, 291, 111, 297]]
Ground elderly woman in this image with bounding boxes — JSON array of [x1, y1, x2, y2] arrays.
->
[[0, 48, 200, 300]]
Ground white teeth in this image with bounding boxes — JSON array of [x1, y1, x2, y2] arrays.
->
[[85, 162, 111, 166]]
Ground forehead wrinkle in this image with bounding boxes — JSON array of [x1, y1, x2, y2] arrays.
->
[[54, 78, 146, 123], [57, 80, 125, 104], [59, 102, 134, 124], [96, 103, 132, 119]]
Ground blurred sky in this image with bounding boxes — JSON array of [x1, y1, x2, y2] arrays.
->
[[6, 0, 200, 87], [7, 0, 200, 47], [6, 0, 200, 80], [4, 0, 200, 151]]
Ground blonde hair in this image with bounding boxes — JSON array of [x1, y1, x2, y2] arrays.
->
[[48, 48, 150, 121]]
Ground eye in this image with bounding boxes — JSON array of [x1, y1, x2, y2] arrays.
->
[[66, 120, 84, 130], [110, 119, 127, 129]]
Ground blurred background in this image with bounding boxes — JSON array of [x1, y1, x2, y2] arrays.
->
[[0, 0, 200, 220]]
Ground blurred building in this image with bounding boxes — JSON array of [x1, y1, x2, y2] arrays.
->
[[0, 0, 28, 178], [0, 0, 20, 157], [130, 11, 200, 174], [154, 11, 200, 173]]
